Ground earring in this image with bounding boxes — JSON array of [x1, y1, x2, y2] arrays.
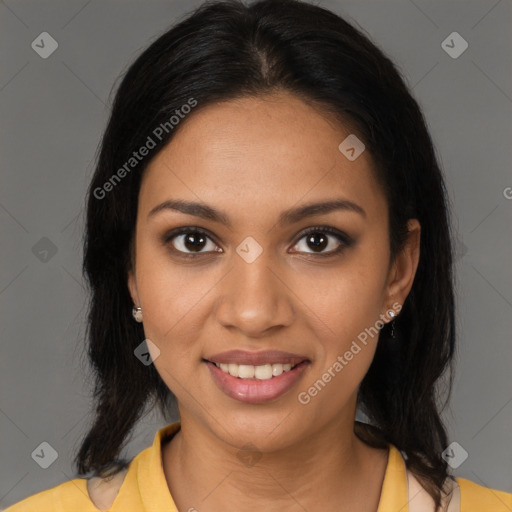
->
[[386, 309, 396, 339], [132, 306, 143, 323]]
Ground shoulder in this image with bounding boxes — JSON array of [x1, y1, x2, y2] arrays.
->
[[3, 477, 100, 512], [457, 477, 512, 512], [405, 458, 511, 512]]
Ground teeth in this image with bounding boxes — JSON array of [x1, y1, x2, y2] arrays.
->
[[238, 364, 255, 379], [214, 362, 298, 380], [228, 363, 238, 377]]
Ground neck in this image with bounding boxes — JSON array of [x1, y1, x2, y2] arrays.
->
[[162, 404, 388, 511]]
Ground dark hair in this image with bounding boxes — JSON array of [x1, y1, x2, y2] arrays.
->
[[76, 0, 456, 508]]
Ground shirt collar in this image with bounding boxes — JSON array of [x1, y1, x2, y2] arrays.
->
[[377, 442, 410, 511], [137, 421, 181, 511]]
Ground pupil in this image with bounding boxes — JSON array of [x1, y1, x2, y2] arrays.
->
[[185, 233, 206, 251], [308, 232, 327, 252]]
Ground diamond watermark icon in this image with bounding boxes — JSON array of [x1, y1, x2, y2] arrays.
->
[[31, 32, 59, 59], [338, 134, 365, 161], [134, 339, 161, 365], [31, 441, 58, 469], [236, 442, 263, 467], [32, 237, 58, 263], [441, 32, 468, 59], [236, 236, 263, 263], [442, 441, 468, 469]]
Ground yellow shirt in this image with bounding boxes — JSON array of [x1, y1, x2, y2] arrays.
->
[[4, 421, 512, 511]]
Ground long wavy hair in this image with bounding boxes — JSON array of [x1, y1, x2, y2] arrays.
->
[[76, 0, 456, 508]]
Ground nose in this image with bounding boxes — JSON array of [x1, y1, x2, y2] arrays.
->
[[214, 251, 295, 338]]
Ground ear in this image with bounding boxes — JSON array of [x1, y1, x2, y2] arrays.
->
[[127, 237, 140, 306], [127, 269, 140, 307], [384, 218, 421, 308]]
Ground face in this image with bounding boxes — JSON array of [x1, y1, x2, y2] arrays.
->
[[127, 91, 420, 452]]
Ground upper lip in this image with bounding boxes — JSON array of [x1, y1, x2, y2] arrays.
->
[[205, 350, 309, 366]]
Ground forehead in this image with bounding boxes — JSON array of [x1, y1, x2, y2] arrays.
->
[[139, 92, 386, 224]]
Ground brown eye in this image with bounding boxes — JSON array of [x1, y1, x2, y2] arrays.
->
[[291, 226, 353, 256], [161, 225, 353, 259], [164, 228, 221, 255]]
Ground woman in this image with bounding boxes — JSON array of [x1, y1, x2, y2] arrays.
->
[[6, 0, 511, 511]]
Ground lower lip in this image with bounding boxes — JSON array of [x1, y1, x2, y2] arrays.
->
[[205, 360, 309, 404]]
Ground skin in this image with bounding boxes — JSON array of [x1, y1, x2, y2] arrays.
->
[[127, 91, 421, 512]]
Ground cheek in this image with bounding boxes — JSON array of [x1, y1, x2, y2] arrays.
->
[[294, 239, 388, 392], [295, 278, 384, 412], [295, 242, 387, 342], [133, 242, 212, 358]]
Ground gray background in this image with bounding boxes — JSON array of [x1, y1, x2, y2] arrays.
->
[[1, 0, 511, 509]]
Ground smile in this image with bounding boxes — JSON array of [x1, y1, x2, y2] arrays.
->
[[212, 362, 298, 380], [205, 360, 310, 404]]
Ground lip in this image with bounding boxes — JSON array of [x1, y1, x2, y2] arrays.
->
[[204, 349, 309, 366], [205, 359, 310, 404]]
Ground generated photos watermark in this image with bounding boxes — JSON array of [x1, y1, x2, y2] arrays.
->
[[93, 97, 198, 200], [297, 301, 402, 405]]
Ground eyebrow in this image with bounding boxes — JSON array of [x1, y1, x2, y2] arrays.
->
[[147, 198, 366, 228]]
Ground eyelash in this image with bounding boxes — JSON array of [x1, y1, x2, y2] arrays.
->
[[161, 225, 354, 260]]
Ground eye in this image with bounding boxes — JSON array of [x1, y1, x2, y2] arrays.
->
[[162, 225, 353, 259], [163, 227, 221, 257], [291, 226, 353, 256]]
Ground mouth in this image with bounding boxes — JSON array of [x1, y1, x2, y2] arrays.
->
[[203, 359, 305, 380], [203, 357, 310, 404], [204, 349, 309, 367]]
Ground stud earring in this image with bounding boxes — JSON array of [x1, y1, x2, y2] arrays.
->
[[386, 309, 396, 339], [132, 306, 143, 323]]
